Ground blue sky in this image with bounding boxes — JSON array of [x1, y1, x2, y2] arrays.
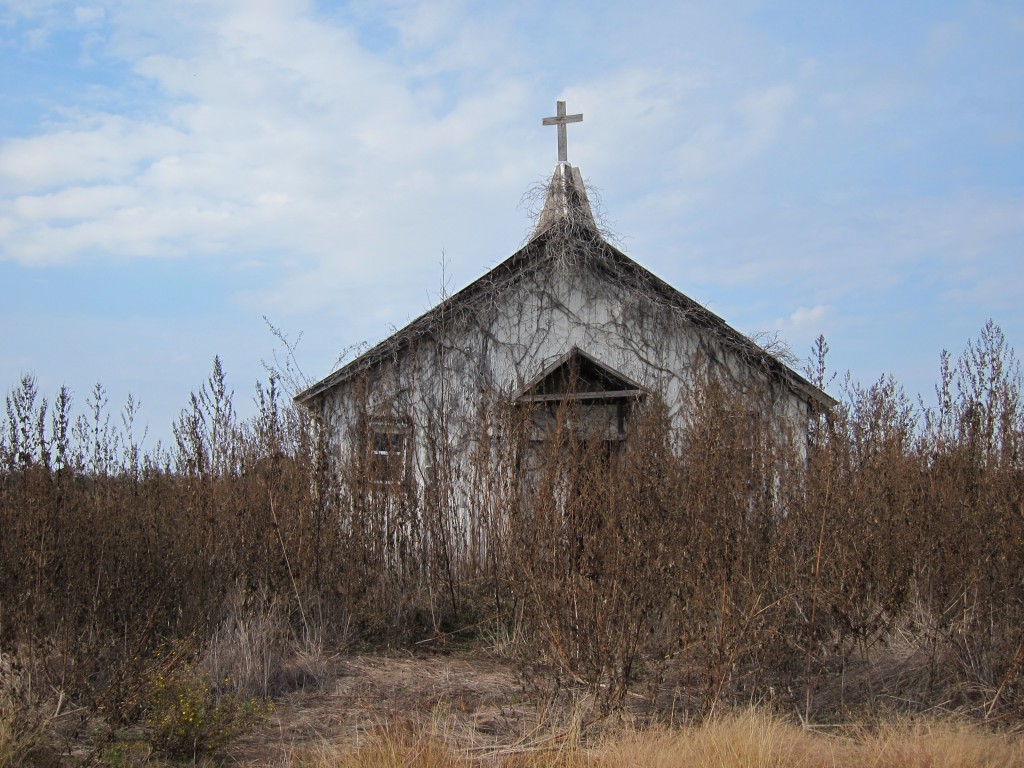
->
[[1, 0, 1022, 446]]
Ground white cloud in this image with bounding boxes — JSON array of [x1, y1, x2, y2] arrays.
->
[[0, 118, 185, 190], [775, 304, 830, 339], [923, 20, 963, 65], [672, 83, 799, 178], [12, 184, 134, 221], [0, 0, 555, 310], [73, 5, 104, 25]]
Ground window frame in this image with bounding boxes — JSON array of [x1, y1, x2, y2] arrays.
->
[[366, 418, 411, 486]]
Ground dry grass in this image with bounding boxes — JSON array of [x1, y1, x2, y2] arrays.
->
[[289, 709, 1024, 768], [851, 717, 1024, 768], [222, 655, 1024, 766], [0, 649, 58, 768]]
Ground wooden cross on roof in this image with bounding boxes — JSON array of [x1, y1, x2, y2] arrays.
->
[[542, 100, 583, 163]]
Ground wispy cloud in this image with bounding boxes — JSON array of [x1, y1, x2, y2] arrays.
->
[[775, 304, 831, 347]]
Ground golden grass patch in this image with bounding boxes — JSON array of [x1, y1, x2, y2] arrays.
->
[[290, 709, 1024, 768]]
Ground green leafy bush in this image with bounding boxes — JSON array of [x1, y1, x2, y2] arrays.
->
[[144, 647, 269, 759]]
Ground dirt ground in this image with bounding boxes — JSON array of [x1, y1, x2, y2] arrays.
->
[[43, 645, 1022, 766], [219, 646, 919, 765], [59, 638, 992, 765], [226, 651, 551, 765]]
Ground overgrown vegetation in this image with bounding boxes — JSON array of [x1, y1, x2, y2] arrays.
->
[[1, 322, 1022, 762]]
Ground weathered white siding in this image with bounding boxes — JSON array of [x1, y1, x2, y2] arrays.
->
[[314, 250, 811, 498]]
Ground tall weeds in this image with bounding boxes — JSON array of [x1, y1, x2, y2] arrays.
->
[[1, 322, 1022, 732]]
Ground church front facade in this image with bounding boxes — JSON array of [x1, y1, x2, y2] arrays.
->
[[295, 158, 832, 515]]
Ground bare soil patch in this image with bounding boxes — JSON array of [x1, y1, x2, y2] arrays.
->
[[226, 651, 539, 765]]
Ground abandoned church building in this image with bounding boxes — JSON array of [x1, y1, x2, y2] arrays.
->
[[295, 102, 833, 497]]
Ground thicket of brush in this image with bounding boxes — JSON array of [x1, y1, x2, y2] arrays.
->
[[1, 322, 1022, 754]]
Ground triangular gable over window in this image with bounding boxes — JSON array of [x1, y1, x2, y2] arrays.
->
[[513, 347, 646, 404]]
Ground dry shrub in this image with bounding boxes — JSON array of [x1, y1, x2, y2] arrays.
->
[[496, 323, 1024, 719], [502, 379, 813, 715], [912, 323, 1024, 711], [200, 590, 333, 699], [1, 321, 1023, 736], [0, 649, 58, 767], [0, 362, 332, 721], [200, 591, 291, 699], [505, 398, 685, 710], [667, 380, 808, 712]]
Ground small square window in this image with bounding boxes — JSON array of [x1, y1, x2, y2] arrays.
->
[[369, 423, 408, 484]]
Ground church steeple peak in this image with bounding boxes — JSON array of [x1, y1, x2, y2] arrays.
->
[[531, 162, 597, 239], [531, 101, 597, 239]]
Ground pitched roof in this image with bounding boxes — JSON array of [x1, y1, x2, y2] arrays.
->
[[295, 164, 836, 411]]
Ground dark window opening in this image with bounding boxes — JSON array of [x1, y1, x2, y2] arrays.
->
[[368, 422, 409, 484]]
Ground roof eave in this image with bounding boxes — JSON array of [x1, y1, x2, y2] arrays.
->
[[293, 233, 554, 406]]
